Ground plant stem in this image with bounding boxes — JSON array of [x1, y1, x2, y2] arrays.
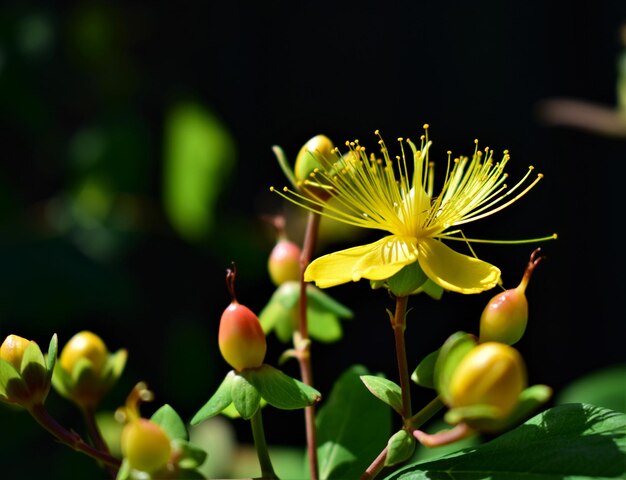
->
[[82, 406, 118, 479], [28, 403, 121, 471], [360, 396, 444, 480], [391, 295, 412, 420], [408, 396, 444, 430], [250, 408, 278, 479], [296, 210, 321, 480]]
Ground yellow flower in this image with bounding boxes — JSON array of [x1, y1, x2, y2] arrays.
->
[[271, 126, 554, 294]]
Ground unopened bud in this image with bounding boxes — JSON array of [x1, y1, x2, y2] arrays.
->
[[294, 134, 338, 183], [448, 342, 527, 419], [268, 239, 302, 286], [59, 331, 108, 375], [0, 334, 35, 371]]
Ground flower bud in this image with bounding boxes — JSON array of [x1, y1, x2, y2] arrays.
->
[[53, 331, 126, 408], [0, 334, 55, 407], [59, 331, 108, 375], [121, 418, 172, 473], [219, 264, 267, 371], [1, 334, 35, 371], [294, 134, 338, 183], [448, 342, 527, 419], [479, 248, 544, 345]]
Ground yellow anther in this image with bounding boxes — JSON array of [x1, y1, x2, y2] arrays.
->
[[423, 123, 429, 129]]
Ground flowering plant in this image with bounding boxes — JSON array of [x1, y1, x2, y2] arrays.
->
[[1, 126, 624, 480]]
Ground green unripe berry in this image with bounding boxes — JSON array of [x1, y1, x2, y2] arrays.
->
[[449, 342, 527, 419], [121, 418, 172, 473]]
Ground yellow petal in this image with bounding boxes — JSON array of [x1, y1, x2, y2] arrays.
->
[[305, 235, 418, 288], [416, 238, 500, 294]]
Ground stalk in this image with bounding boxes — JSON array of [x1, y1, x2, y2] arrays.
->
[[296, 210, 321, 480], [250, 408, 278, 480]]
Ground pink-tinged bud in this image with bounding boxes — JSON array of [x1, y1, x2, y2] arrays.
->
[[448, 342, 527, 419], [121, 418, 172, 473], [265, 214, 302, 286], [59, 331, 108, 375], [479, 248, 544, 345], [0, 334, 34, 370], [218, 264, 267, 371]]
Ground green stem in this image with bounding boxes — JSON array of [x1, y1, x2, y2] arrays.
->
[[82, 406, 117, 479], [391, 295, 412, 420], [250, 408, 278, 480], [296, 210, 321, 480], [28, 403, 121, 471], [360, 397, 444, 480], [407, 396, 444, 430]]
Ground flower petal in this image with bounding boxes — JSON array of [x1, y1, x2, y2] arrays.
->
[[416, 238, 500, 294], [305, 235, 418, 288]]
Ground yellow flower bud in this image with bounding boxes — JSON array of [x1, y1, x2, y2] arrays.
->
[[294, 134, 338, 183], [0, 334, 35, 371], [121, 418, 172, 473], [448, 342, 527, 419], [59, 331, 108, 375]]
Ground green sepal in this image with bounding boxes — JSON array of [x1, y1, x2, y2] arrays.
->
[[360, 375, 403, 415], [0, 358, 22, 401], [46, 334, 58, 377], [115, 458, 131, 480], [416, 279, 444, 300], [231, 372, 261, 419], [387, 263, 428, 297], [385, 429, 416, 467], [170, 438, 208, 470], [190, 371, 235, 425], [243, 364, 321, 410], [52, 347, 127, 406], [434, 332, 477, 404], [151, 404, 188, 441], [411, 348, 439, 389], [444, 384, 553, 433]]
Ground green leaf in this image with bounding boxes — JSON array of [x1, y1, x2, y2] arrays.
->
[[163, 101, 236, 242], [171, 438, 208, 470], [243, 365, 320, 410], [556, 364, 626, 413], [360, 375, 403, 415], [411, 348, 439, 389], [306, 285, 353, 319], [317, 365, 392, 480], [151, 404, 188, 441], [433, 332, 476, 403], [115, 458, 131, 480], [387, 262, 428, 297], [190, 372, 235, 425], [308, 310, 343, 343], [385, 429, 416, 467], [230, 373, 261, 420], [384, 403, 626, 480], [418, 279, 444, 300]]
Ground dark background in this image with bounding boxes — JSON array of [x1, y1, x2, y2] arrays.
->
[[1, 1, 625, 478]]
